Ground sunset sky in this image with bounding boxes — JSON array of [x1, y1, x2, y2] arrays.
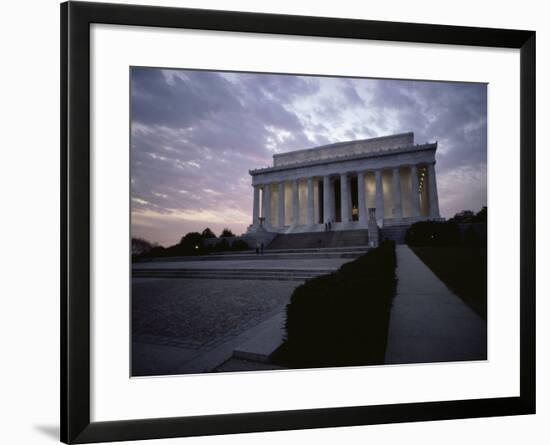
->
[[131, 68, 487, 247]]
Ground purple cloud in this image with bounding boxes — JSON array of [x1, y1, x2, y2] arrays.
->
[[131, 68, 486, 246]]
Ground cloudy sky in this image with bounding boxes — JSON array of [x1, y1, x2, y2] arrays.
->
[[131, 68, 487, 247]]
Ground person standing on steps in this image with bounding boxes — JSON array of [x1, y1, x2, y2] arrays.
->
[[260, 242, 264, 255]]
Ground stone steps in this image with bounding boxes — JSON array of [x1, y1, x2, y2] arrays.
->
[[267, 229, 370, 250], [141, 251, 364, 262], [209, 245, 370, 255], [133, 267, 334, 281]]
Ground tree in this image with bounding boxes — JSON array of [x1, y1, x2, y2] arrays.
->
[[201, 227, 216, 239], [179, 232, 204, 253], [450, 210, 475, 223], [131, 237, 154, 255], [220, 228, 235, 237], [231, 239, 249, 251], [450, 207, 487, 224], [474, 206, 487, 222], [214, 238, 230, 252]]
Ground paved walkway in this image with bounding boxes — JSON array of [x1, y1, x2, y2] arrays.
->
[[385, 245, 487, 364]]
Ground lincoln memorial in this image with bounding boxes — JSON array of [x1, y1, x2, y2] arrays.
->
[[248, 132, 441, 234]]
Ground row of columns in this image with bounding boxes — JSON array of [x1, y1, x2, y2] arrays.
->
[[252, 163, 440, 227]]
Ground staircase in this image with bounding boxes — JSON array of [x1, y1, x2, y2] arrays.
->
[[132, 267, 335, 281], [140, 246, 369, 262], [267, 229, 369, 250]]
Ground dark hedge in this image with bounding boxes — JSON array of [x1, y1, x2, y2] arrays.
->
[[272, 240, 397, 368], [405, 221, 461, 247]]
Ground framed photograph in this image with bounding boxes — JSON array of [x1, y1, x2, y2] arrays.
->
[[61, 1, 535, 443]]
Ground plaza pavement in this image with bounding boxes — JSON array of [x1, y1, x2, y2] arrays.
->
[[132, 256, 352, 376]]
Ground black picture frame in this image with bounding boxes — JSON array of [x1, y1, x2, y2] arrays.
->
[[61, 1, 536, 443]]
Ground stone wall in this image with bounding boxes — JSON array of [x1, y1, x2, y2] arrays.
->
[[380, 224, 410, 244]]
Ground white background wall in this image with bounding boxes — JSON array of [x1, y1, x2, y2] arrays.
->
[[0, 0, 548, 444]]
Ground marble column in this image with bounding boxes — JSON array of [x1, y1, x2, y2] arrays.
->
[[410, 165, 421, 217], [329, 177, 336, 222], [375, 169, 384, 222], [323, 175, 332, 224], [262, 184, 271, 227], [307, 177, 314, 225], [316, 179, 322, 224], [392, 167, 402, 219], [358, 171, 367, 224], [348, 176, 353, 217], [252, 185, 260, 225], [278, 181, 285, 228], [427, 162, 441, 218], [340, 173, 350, 223], [292, 179, 300, 225]]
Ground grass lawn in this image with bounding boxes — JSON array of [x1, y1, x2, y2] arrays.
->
[[411, 246, 487, 320]]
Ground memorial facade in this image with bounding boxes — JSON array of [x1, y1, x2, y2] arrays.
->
[[248, 132, 441, 234]]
